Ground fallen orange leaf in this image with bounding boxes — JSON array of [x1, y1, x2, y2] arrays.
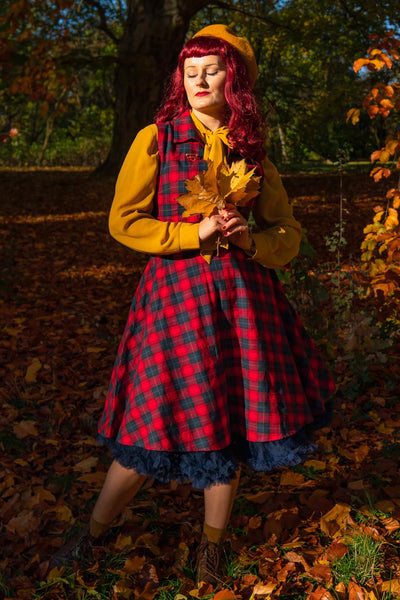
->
[[375, 500, 395, 513], [348, 581, 366, 600], [51, 504, 74, 523], [326, 540, 348, 560], [280, 471, 305, 486], [320, 503, 352, 537], [25, 358, 42, 383], [172, 541, 190, 571], [308, 565, 331, 582], [133, 563, 159, 600], [114, 534, 134, 551], [113, 578, 134, 599], [213, 590, 236, 600], [73, 456, 98, 472], [29, 486, 56, 507], [307, 585, 334, 600], [252, 582, 277, 596], [123, 555, 146, 574], [248, 515, 263, 529], [6, 510, 41, 537], [334, 582, 346, 600], [381, 516, 400, 533], [245, 491, 272, 504], [78, 471, 106, 485], [13, 420, 38, 439], [380, 578, 400, 594]]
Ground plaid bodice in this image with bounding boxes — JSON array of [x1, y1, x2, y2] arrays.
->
[[155, 111, 262, 222]]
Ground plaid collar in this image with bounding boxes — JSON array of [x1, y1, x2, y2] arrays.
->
[[172, 110, 202, 144]]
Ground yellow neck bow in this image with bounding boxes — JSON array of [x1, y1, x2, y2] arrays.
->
[[190, 111, 232, 167]]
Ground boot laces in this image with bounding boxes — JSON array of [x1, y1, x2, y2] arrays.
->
[[196, 538, 221, 584]]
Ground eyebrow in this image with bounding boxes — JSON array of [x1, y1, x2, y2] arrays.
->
[[184, 62, 220, 70]]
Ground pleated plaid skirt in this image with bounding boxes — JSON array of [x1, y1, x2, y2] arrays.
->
[[98, 245, 334, 488]]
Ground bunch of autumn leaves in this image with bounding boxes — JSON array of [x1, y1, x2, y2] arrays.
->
[[177, 159, 260, 257]]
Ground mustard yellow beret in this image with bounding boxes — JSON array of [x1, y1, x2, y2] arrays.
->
[[192, 24, 258, 88]]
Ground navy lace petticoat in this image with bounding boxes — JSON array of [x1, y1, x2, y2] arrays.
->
[[98, 401, 332, 489]]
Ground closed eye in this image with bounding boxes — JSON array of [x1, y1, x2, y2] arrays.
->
[[186, 71, 220, 78]]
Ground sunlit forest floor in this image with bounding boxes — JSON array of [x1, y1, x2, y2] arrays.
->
[[1, 168, 400, 600]]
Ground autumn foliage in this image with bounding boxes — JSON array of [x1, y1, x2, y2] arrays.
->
[[348, 32, 400, 314], [1, 0, 76, 106]]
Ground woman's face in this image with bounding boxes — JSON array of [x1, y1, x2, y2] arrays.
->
[[183, 55, 227, 119]]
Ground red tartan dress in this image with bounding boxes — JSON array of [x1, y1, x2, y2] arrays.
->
[[98, 112, 335, 488]]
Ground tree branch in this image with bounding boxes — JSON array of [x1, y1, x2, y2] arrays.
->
[[209, 0, 296, 32], [85, 0, 121, 44]]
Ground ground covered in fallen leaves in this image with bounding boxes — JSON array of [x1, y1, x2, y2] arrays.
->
[[1, 168, 400, 600]]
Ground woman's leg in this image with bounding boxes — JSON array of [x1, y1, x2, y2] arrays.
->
[[91, 459, 146, 526], [51, 460, 146, 566], [203, 469, 240, 531], [196, 470, 240, 586]]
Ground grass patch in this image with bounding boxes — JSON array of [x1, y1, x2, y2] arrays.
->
[[281, 160, 372, 175], [224, 546, 259, 579], [331, 533, 384, 587], [34, 553, 131, 599], [0, 573, 11, 598], [155, 578, 183, 600], [292, 464, 321, 480]]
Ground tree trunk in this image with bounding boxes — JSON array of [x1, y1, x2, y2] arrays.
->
[[277, 121, 289, 163], [38, 115, 55, 165], [99, 0, 210, 176], [38, 90, 67, 165]]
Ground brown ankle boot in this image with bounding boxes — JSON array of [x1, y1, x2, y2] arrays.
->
[[195, 533, 223, 587], [49, 524, 105, 568]]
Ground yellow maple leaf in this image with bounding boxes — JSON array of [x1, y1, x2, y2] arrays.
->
[[219, 161, 261, 206], [177, 159, 260, 217], [177, 163, 223, 217]]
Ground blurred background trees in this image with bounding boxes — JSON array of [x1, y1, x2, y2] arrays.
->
[[1, 0, 399, 173]]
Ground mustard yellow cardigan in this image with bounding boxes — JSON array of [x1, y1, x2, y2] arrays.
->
[[109, 119, 302, 268]]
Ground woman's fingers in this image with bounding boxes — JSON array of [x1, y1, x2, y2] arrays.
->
[[221, 214, 248, 236], [219, 208, 252, 250], [198, 209, 251, 252], [198, 214, 224, 242], [219, 205, 239, 221]]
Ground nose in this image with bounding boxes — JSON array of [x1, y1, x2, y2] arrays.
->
[[196, 71, 208, 86]]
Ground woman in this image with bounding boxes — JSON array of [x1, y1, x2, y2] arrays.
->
[[54, 25, 334, 585]]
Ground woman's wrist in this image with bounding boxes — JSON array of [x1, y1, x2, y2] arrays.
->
[[244, 236, 257, 257]]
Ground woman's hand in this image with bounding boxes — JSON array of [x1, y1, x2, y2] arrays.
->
[[218, 205, 252, 251], [198, 213, 225, 242]]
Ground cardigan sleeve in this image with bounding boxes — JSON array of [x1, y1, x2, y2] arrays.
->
[[250, 155, 302, 268], [108, 124, 201, 255]]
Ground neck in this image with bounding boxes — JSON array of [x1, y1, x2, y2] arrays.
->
[[192, 109, 223, 131]]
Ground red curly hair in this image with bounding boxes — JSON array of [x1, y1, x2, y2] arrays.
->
[[155, 36, 266, 161]]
